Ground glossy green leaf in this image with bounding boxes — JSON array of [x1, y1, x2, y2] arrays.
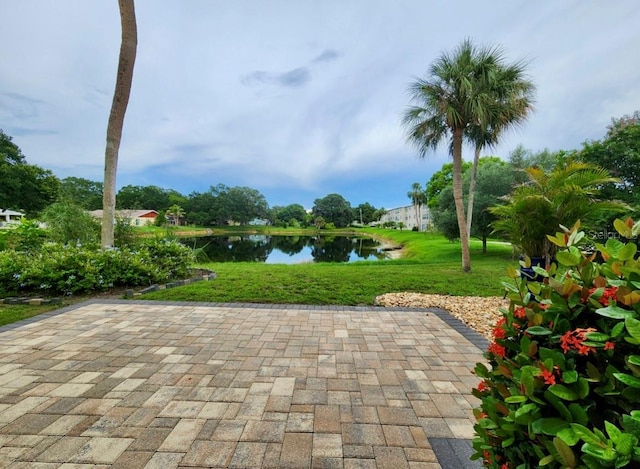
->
[[626, 318, 640, 341], [526, 326, 552, 335], [613, 373, 640, 388], [505, 395, 527, 404], [538, 454, 555, 466], [568, 404, 589, 426], [611, 321, 625, 338], [617, 242, 638, 261], [562, 370, 578, 384], [557, 427, 580, 446], [549, 384, 579, 401], [557, 247, 582, 267], [622, 414, 640, 439], [584, 332, 609, 342], [582, 443, 617, 462], [553, 436, 576, 467], [571, 424, 605, 446], [596, 305, 636, 319], [532, 418, 570, 436], [628, 355, 640, 366]]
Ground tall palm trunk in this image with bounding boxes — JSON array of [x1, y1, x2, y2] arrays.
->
[[466, 143, 481, 241], [452, 129, 471, 272], [101, 0, 137, 248]]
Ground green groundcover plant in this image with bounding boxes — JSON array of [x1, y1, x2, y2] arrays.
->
[[472, 219, 640, 468], [0, 238, 194, 296]]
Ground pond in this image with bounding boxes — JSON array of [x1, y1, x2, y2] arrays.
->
[[180, 235, 388, 263]]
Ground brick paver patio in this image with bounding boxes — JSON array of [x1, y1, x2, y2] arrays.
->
[[0, 300, 487, 468]]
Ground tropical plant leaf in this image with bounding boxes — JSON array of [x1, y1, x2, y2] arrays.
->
[[526, 326, 552, 335], [626, 318, 640, 341], [532, 418, 570, 436], [628, 355, 640, 366], [570, 424, 605, 447], [505, 395, 527, 404], [557, 427, 580, 446], [556, 247, 582, 267], [614, 373, 640, 388], [568, 403, 589, 426], [549, 384, 579, 401], [617, 242, 638, 261], [553, 436, 576, 467], [596, 305, 636, 319]]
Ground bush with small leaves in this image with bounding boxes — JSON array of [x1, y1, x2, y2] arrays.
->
[[0, 239, 194, 297], [472, 219, 640, 468]]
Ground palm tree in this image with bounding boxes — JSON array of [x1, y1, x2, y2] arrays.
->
[[407, 182, 425, 231], [166, 204, 185, 226], [465, 64, 535, 241], [402, 39, 535, 272], [490, 161, 627, 262], [101, 0, 137, 248]]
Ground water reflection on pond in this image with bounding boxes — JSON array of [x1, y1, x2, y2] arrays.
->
[[180, 235, 387, 263]]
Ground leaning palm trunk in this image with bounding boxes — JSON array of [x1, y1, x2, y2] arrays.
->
[[466, 143, 481, 242], [452, 130, 471, 272], [101, 0, 137, 249]]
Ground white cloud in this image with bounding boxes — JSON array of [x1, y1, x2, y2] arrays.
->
[[1, 0, 639, 208]]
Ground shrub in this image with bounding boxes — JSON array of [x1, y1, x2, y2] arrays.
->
[[40, 202, 100, 246], [472, 219, 640, 468], [0, 239, 195, 296], [0, 218, 47, 251]]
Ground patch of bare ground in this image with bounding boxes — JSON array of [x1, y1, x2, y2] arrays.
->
[[375, 292, 507, 340]]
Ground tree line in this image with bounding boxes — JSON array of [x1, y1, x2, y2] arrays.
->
[[0, 130, 384, 228], [409, 111, 640, 254]]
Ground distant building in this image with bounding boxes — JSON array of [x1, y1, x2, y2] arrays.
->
[[89, 209, 158, 226], [380, 204, 430, 231], [0, 209, 24, 228]]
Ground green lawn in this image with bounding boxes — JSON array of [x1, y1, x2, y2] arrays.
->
[[0, 303, 61, 328], [142, 229, 514, 304], [1, 229, 515, 325]]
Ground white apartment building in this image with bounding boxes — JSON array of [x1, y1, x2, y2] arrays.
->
[[380, 204, 431, 231]]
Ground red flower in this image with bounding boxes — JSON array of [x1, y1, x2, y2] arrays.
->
[[483, 450, 491, 464], [476, 411, 488, 420], [540, 366, 556, 385], [589, 286, 619, 306], [604, 341, 615, 351], [514, 307, 526, 319], [559, 328, 597, 355], [488, 342, 506, 358], [501, 464, 510, 469]]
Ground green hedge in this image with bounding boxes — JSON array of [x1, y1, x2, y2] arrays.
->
[[0, 239, 194, 296]]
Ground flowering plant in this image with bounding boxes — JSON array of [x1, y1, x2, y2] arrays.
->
[[472, 219, 640, 468]]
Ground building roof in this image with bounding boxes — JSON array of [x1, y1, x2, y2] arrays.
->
[[0, 209, 24, 216], [89, 209, 158, 218]]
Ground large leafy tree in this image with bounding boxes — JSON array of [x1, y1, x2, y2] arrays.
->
[[0, 129, 60, 215], [433, 159, 513, 251], [59, 177, 103, 210], [353, 202, 379, 225], [425, 161, 471, 209], [272, 204, 308, 227], [579, 112, 640, 206], [402, 39, 535, 272], [312, 193, 353, 227], [102, 0, 137, 248]]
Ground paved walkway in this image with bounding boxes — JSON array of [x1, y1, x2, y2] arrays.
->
[[0, 300, 488, 468]]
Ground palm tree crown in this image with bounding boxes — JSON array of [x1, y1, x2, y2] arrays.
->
[[402, 39, 535, 271]]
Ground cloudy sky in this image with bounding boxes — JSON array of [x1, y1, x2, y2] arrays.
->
[[2, 1, 639, 210]]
